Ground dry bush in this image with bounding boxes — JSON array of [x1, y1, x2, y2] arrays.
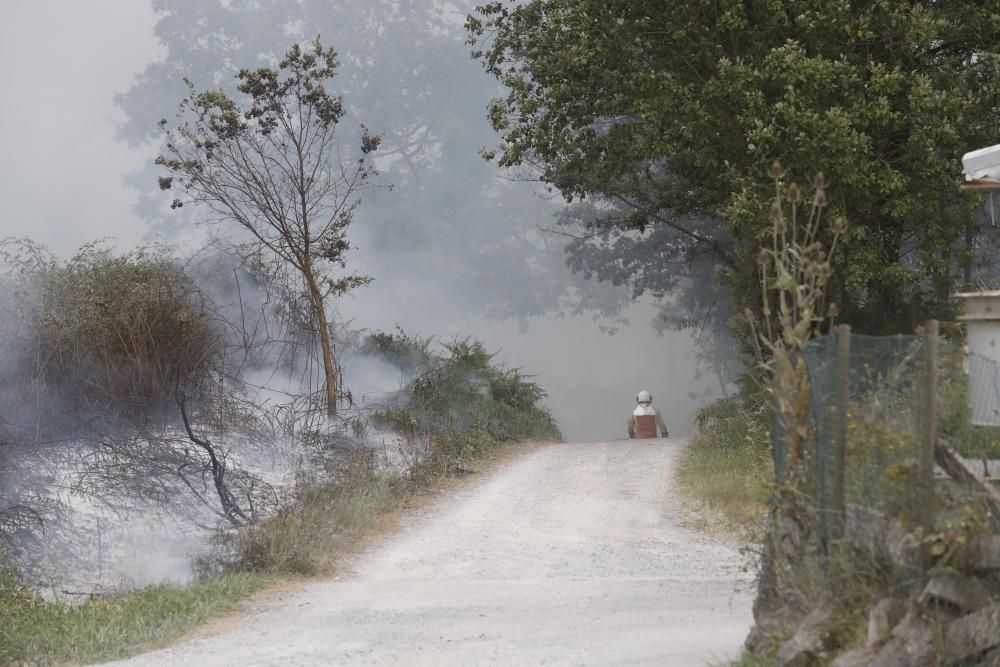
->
[[0, 241, 220, 423], [0, 242, 224, 558]]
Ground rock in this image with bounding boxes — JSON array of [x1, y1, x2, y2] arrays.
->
[[980, 646, 1000, 666], [777, 606, 834, 667], [868, 637, 935, 667], [845, 505, 920, 569], [946, 603, 1000, 664], [867, 598, 906, 647], [830, 647, 875, 667], [869, 607, 936, 667], [745, 617, 784, 655], [891, 606, 936, 663], [920, 573, 992, 612], [868, 637, 931, 667], [868, 638, 909, 667], [777, 638, 821, 667], [954, 534, 1000, 572]]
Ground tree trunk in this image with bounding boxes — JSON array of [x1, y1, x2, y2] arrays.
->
[[304, 271, 338, 418]]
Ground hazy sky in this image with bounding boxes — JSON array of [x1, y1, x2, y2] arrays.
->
[[0, 1, 161, 254], [0, 1, 726, 441]]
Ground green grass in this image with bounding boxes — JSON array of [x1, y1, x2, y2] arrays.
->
[[0, 569, 267, 665], [675, 393, 772, 535]]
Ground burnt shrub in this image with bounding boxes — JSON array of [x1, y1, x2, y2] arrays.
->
[[0, 242, 219, 425]]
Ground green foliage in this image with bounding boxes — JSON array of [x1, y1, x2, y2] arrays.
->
[[368, 331, 561, 462], [0, 563, 266, 665], [241, 39, 346, 130], [693, 391, 771, 455], [0, 241, 218, 418], [360, 327, 434, 376], [469, 0, 1000, 334]]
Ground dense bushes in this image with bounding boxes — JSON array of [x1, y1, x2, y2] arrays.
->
[[367, 330, 561, 462], [0, 243, 223, 580]]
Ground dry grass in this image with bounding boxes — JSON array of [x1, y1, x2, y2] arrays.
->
[[674, 394, 772, 539], [676, 441, 772, 538], [234, 453, 402, 576]]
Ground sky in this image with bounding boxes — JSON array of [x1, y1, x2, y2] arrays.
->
[[0, 1, 161, 253], [0, 1, 727, 442]]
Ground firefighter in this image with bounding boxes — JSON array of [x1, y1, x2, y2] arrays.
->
[[627, 390, 669, 439]]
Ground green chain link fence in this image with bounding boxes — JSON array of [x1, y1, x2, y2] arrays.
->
[[773, 326, 1000, 574]]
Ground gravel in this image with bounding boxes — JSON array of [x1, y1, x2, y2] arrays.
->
[[103, 439, 754, 666]]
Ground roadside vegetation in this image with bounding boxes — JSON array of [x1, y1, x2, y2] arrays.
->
[[366, 330, 559, 473], [237, 331, 559, 578], [676, 384, 772, 538]]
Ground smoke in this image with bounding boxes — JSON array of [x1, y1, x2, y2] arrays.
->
[[0, 0, 734, 437], [0, 1, 736, 589]]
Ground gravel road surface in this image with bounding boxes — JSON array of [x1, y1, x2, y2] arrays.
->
[[105, 439, 754, 666]]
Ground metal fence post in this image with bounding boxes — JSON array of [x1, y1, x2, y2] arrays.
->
[[832, 324, 850, 542], [920, 319, 939, 571]]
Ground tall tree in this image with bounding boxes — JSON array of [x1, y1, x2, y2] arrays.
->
[[156, 39, 378, 416], [468, 1, 1000, 334]]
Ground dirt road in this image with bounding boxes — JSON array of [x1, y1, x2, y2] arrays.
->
[[106, 440, 754, 666]]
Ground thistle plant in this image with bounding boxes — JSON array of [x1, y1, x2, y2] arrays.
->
[[749, 162, 845, 505]]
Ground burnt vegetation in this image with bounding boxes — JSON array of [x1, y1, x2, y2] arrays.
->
[[0, 242, 266, 566], [0, 237, 560, 607]]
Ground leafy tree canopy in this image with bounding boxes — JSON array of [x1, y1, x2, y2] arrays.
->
[[469, 0, 1000, 334]]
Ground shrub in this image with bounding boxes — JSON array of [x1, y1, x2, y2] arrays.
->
[[0, 242, 219, 421], [360, 327, 434, 376], [368, 332, 560, 463]]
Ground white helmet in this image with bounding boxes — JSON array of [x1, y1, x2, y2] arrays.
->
[[636, 390, 652, 405]]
